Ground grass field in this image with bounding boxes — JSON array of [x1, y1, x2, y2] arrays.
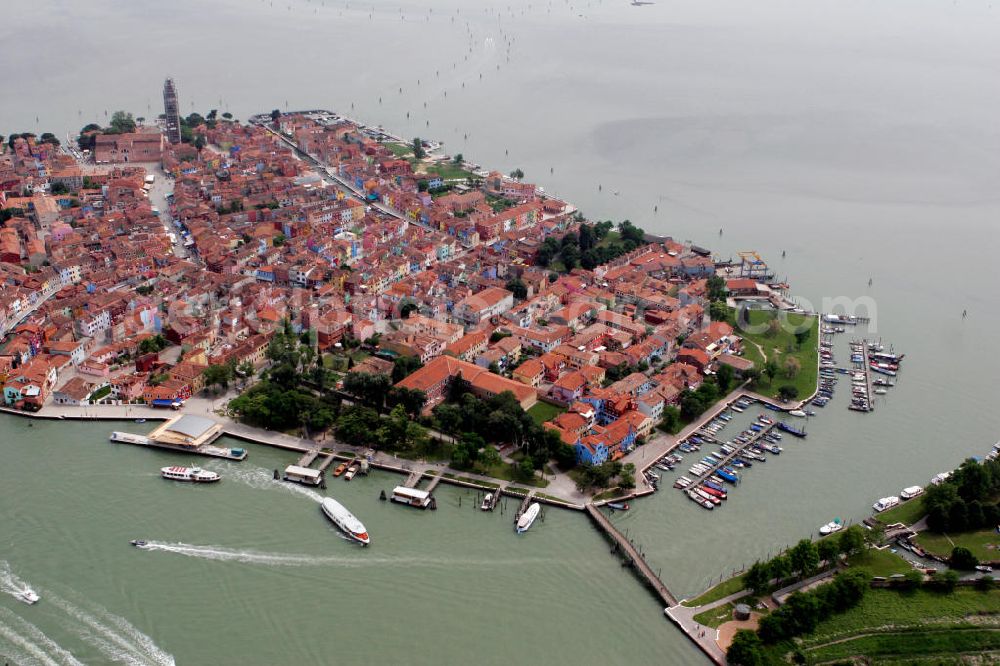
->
[[527, 401, 565, 426], [797, 588, 1000, 648], [804, 627, 1000, 664], [694, 602, 739, 628], [846, 548, 913, 577], [915, 528, 1000, 562], [682, 574, 746, 607], [737, 309, 819, 400], [384, 142, 412, 158], [875, 496, 927, 526], [421, 161, 476, 181]]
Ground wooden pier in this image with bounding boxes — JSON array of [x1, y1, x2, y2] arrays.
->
[[677, 421, 778, 491], [423, 473, 442, 493], [515, 490, 536, 518], [296, 450, 320, 467], [316, 453, 336, 473], [403, 469, 422, 488], [585, 504, 677, 607]]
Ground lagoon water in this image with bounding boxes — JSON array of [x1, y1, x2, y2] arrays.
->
[[2, 0, 1000, 662]]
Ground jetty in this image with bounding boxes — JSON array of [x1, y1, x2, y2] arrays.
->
[[296, 450, 320, 468], [423, 473, 442, 493], [316, 453, 337, 473], [109, 430, 246, 460], [403, 469, 423, 488], [515, 490, 537, 518], [585, 504, 677, 607], [678, 421, 778, 491]]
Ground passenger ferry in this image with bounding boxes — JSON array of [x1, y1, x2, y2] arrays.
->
[[321, 497, 370, 545], [516, 503, 541, 533], [160, 466, 220, 483], [900, 485, 924, 500], [391, 486, 432, 508]]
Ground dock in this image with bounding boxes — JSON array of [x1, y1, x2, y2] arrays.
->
[[515, 490, 536, 518], [316, 453, 336, 473], [403, 469, 423, 488], [423, 473, 442, 493], [585, 504, 677, 607], [109, 431, 246, 460], [296, 450, 320, 468], [677, 421, 778, 491]]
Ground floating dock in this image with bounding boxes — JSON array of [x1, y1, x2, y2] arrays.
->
[[109, 431, 246, 460]]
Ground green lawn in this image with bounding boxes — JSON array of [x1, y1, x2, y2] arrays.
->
[[875, 496, 927, 527], [475, 462, 549, 488], [594, 230, 621, 250], [682, 574, 747, 607], [694, 602, 740, 628], [804, 627, 1000, 664], [421, 161, 475, 181], [798, 588, 1000, 648], [846, 548, 913, 577], [915, 529, 1000, 562], [527, 401, 565, 426], [384, 142, 412, 158], [738, 309, 819, 400]]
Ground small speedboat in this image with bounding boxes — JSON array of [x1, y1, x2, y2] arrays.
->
[[607, 502, 630, 511], [130, 539, 148, 547], [788, 410, 807, 418], [481, 493, 493, 511], [134, 418, 146, 423], [16, 587, 40, 605], [819, 519, 843, 536]]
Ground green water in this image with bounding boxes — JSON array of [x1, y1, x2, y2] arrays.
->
[[1, 417, 698, 664]]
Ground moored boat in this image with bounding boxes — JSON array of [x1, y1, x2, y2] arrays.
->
[[607, 501, 630, 511], [481, 493, 493, 511], [819, 519, 843, 536], [873, 496, 900, 512], [517, 503, 541, 533]]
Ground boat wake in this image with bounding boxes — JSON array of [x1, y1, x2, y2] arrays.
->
[[0, 561, 36, 603], [135, 541, 545, 570], [205, 465, 324, 503], [43, 591, 174, 666], [0, 607, 83, 666]]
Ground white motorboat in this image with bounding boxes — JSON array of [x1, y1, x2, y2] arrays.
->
[[788, 410, 807, 418], [516, 503, 541, 533], [900, 485, 924, 500], [819, 519, 843, 536], [16, 587, 40, 605], [321, 497, 370, 545], [481, 493, 493, 511], [873, 496, 900, 512], [160, 466, 220, 483]]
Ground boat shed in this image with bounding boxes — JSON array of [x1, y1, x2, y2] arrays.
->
[[148, 414, 224, 449]]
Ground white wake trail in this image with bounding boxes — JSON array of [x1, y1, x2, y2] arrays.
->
[[0, 561, 36, 602], [206, 464, 324, 503], [44, 592, 174, 666], [0, 607, 83, 666]]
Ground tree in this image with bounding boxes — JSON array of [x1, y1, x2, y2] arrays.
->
[[412, 137, 425, 159], [707, 274, 728, 302], [934, 569, 960, 593], [764, 359, 779, 386], [270, 109, 282, 122], [716, 363, 734, 393], [273, 233, 286, 247], [794, 328, 811, 347], [222, 112, 233, 120], [50, 182, 69, 195], [193, 134, 206, 151], [452, 153, 463, 164], [726, 630, 765, 666], [778, 385, 799, 401], [976, 575, 995, 592], [392, 355, 423, 383], [766, 319, 782, 337], [950, 546, 979, 570], [783, 356, 801, 378], [479, 444, 501, 468], [202, 363, 235, 391], [505, 278, 527, 300], [838, 525, 866, 556], [899, 570, 923, 591], [659, 406, 681, 433], [789, 539, 820, 578], [817, 538, 840, 566], [769, 554, 792, 586], [745, 561, 771, 595], [509, 168, 524, 180], [579, 224, 595, 252], [109, 111, 137, 134]]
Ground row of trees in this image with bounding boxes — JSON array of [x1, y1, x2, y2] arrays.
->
[[924, 458, 1000, 533], [535, 220, 646, 271], [6, 132, 60, 149], [432, 388, 576, 471], [743, 526, 869, 595], [575, 461, 635, 491], [335, 404, 430, 454]]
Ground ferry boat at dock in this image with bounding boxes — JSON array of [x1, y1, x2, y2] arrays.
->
[[391, 486, 433, 509], [516, 503, 541, 533], [321, 497, 370, 545], [160, 466, 220, 483]]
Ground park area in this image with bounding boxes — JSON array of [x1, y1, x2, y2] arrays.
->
[[738, 309, 818, 401]]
